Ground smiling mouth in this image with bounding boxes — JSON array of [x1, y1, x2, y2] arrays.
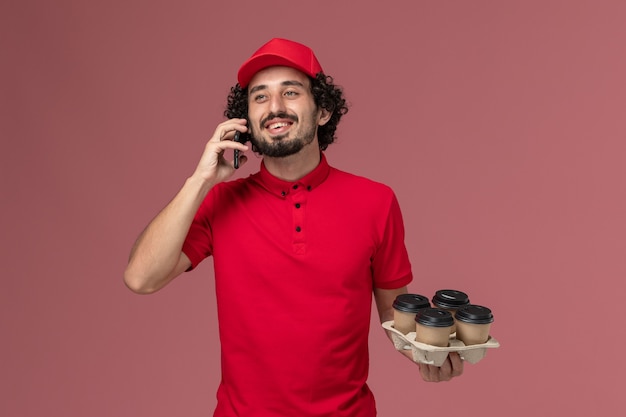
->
[[264, 120, 294, 135], [267, 122, 291, 129]]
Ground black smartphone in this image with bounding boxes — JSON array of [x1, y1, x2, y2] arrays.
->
[[233, 130, 250, 169]]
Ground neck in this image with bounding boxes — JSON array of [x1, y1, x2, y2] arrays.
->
[[263, 141, 321, 182]]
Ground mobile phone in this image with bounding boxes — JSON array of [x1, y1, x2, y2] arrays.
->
[[233, 130, 249, 169]]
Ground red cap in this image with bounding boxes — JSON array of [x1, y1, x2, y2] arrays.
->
[[237, 38, 324, 88]]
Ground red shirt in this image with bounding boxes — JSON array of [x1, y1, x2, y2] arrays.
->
[[183, 153, 412, 417]]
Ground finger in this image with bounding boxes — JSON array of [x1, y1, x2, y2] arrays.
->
[[437, 355, 453, 381], [419, 363, 439, 383], [210, 119, 248, 143], [219, 129, 238, 142], [448, 352, 464, 377], [417, 363, 429, 382], [203, 138, 248, 161]]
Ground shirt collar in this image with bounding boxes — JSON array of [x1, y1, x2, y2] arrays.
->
[[255, 152, 331, 198]]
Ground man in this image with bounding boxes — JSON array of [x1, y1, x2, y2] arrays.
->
[[124, 38, 463, 417]]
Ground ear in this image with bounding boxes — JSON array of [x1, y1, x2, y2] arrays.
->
[[317, 108, 332, 126]]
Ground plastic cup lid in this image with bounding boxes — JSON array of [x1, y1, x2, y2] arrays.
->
[[455, 304, 494, 324], [414, 308, 455, 327], [392, 294, 431, 313], [431, 289, 470, 309]]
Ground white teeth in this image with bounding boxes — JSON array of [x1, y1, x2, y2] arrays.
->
[[269, 122, 289, 129]]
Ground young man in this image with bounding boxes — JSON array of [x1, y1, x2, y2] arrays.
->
[[124, 38, 463, 417]]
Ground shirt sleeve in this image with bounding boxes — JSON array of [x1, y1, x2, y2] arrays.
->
[[371, 191, 413, 289], [181, 192, 215, 270]]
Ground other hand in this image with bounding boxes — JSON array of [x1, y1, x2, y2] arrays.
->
[[418, 352, 464, 382]]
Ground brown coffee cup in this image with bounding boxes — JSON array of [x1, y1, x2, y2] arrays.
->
[[414, 308, 455, 347], [454, 304, 494, 345], [431, 289, 470, 333], [392, 294, 431, 334]]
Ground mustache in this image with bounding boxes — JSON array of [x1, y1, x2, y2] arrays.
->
[[261, 112, 298, 126]]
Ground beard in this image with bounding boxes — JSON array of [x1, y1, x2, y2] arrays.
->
[[249, 111, 318, 158]]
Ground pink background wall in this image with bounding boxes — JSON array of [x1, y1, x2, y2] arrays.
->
[[2, 1, 624, 415]]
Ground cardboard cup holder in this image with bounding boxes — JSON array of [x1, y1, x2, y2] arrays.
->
[[382, 321, 500, 366]]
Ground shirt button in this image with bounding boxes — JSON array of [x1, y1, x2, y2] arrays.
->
[[295, 203, 301, 208], [295, 226, 302, 232], [307, 185, 312, 191], [293, 185, 298, 190], [281, 191, 286, 197]]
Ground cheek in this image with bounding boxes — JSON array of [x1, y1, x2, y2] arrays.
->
[[248, 123, 260, 139], [246, 108, 261, 128], [248, 103, 270, 121]]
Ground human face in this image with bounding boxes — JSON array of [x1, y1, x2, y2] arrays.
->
[[247, 66, 323, 158]]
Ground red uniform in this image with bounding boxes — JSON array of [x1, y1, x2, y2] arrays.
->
[[183, 153, 412, 416]]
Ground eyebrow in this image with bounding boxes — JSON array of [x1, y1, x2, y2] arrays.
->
[[249, 80, 305, 95]]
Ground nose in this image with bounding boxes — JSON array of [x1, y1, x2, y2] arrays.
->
[[268, 93, 287, 114]]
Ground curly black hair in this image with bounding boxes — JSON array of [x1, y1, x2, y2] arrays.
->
[[224, 73, 349, 151]]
